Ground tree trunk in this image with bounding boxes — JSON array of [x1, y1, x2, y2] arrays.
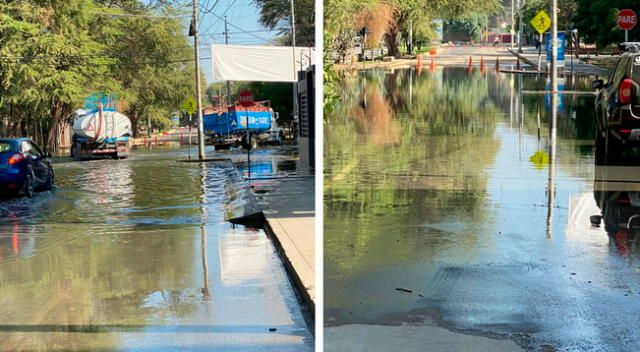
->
[[46, 101, 71, 152], [384, 25, 400, 58], [384, 11, 407, 58], [127, 105, 141, 138]]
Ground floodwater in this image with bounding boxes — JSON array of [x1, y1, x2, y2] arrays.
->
[[325, 67, 640, 351], [0, 146, 313, 351]]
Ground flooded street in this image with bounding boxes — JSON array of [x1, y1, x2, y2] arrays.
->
[[0, 146, 313, 351], [324, 67, 640, 351]]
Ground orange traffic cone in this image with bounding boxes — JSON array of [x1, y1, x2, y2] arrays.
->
[[417, 55, 422, 68], [468, 56, 473, 67], [430, 56, 435, 71], [480, 56, 485, 70], [495, 57, 500, 71]]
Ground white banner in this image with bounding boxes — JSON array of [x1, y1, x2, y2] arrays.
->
[[211, 44, 315, 82]]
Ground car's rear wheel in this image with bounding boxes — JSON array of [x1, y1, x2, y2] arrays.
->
[[23, 175, 33, 198], [44, 171, 54, 190]]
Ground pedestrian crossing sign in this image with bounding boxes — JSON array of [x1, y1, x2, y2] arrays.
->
[[182, 97, 196, 115], [531, 10, 551, 34]]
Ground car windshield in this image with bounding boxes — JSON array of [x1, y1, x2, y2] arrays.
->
[[0, 142, 15, 153]]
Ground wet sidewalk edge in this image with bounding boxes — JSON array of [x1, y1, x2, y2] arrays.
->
[[508, 48, 608, 75], [221, 160, 315, 318]]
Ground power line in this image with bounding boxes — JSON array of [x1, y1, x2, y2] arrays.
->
[[92, 11, 185, 19]]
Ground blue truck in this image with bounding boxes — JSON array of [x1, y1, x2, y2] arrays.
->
[[203, 101, 283, 149]]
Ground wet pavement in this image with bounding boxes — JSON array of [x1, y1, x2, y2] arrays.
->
[[325, 67, 640, 351], [0, 146, 313, 351]]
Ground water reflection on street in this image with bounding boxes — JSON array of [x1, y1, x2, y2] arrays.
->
[[0, 147, 313, 352], [325, 67, 640, 351]]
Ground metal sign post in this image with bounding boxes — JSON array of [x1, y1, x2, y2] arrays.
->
[[182, 97, 197, 160], [530, 10, 551, 73], [238, 90, 255, 179], [246, 110, 251, 178], [617, 9, 637, 42]]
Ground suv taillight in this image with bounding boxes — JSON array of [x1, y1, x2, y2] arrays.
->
[[620, 78, 633, 104], [7, 153, 24, 165]]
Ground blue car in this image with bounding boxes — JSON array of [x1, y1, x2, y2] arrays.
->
[[0, 138, 54, 198]]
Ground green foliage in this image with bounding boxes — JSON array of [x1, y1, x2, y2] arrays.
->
[[573, 0, 640, 47], [445, 14, 488, 41], [0, 0, 196, 146], [324, 0, 503, 58], [252, 0, 315, 46]]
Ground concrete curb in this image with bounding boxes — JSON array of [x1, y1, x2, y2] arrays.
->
[[262, 217, 315, 315], [224, 163, 315, 316], [508, 49, 539, 68]]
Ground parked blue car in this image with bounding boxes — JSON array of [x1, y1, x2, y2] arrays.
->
[[0, 138, 54, 198]]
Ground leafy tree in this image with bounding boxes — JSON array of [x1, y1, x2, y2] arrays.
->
[[445, 14, 488, 42], [0, 0, 198, 146], [573, 0, 640, 47], [252, 0, 315, 46]]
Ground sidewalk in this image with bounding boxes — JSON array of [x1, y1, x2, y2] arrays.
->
[[251, 174, 315, 313], [509, 46, 608, 75]]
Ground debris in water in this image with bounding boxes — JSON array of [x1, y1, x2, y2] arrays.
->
[[395, 287, 412, 293]]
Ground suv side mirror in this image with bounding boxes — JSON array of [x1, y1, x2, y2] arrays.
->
[[592, 79, 605, 90]]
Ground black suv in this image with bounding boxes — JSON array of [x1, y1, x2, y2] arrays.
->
[[593, 44, 640, 164]]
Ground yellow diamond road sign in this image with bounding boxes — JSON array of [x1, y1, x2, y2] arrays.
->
[[182, 97, 196, 115], [530, 10, 551, 34], [530, 149, 549, 170]]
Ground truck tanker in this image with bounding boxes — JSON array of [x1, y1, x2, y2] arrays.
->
[[70, 108, 132, 160]]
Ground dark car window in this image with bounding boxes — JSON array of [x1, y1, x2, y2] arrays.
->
[[608, 58, 623, 86], [29, 141, 43, 157], [0, 142, 14, 153], [612, 56, 630, 87]]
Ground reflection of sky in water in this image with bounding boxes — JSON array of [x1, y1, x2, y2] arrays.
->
[[0, 148, 312, 352]]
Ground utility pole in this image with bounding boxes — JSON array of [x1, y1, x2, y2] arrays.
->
[[290, 0, 298, 128], [224, 16, 232, 105], [192, 0, 205, 160], [548, 0, 558, 237], [551, 0, 558, 96]]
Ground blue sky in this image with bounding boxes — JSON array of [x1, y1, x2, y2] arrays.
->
[[190, 0, 281, 84]]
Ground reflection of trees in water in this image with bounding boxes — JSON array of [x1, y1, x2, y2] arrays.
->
[[0, 227, 200, 349], [325, 68, 503, 276], [351, 86, 400, 146], [0, 163, 205, 350]]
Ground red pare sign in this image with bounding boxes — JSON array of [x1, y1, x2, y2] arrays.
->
[[238, 91, 255, 107], [617, 9, 637, 30]]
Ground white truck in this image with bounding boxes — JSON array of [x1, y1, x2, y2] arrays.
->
[[70, 108, 132, 160]]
